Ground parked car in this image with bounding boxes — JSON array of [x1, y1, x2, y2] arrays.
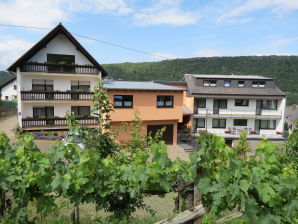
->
[[62, 132, 85, 150]]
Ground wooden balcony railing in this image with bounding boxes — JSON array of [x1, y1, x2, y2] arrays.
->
[[20, 62, 99, 75], [22, 117, 97, 128], [21, 91, 94, 101]]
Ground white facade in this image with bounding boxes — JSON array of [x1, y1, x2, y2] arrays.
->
[[14, 29, 103, 130], [29, 34, 92, 65], [1, 79, 17, 100], [193, 97, 286, 140]]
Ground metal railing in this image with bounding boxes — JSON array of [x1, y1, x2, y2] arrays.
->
[[194, 108, 282, 117], [21, 91, 94, 101], [22, 116, 97, 128], [20, 62, 99, 75]]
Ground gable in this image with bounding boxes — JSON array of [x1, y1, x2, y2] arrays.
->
[[7, 23, 107, 76], [29, 34, 92, 65]]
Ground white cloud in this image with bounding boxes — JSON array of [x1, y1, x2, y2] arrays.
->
[[0, 0, 133, 28], [218, 0, 298, 22], [194, 49, 222, 57], [0, 35, 34, 69], [67, 0, 133, 15], [0, 0, 67, 27], [132, 0, 199, 26], [269, 36, 298, 48]]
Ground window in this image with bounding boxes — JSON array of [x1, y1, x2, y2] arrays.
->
[[252, 81, 266, 88], [33, 107, 54, 118], [114, 95, 133, 108], [13, 85, 17, 90], [261, 100, 278, 110], [255, 120, 276, 130], [47, 54, 75, 64], [203, 80, 217, 87], [194, 118, 205, 129], [71, 81, 90, 91], [235, 99, 249, 106], [157, 95, 174, 108], [32, 79, 53, 91], [234, 119, 247, 126], [194, 98, 206, 109], [71, 106, 90, 117], [238, 81, 245, 87], [224, 80, 231, 87], [212, 119, 226, 128], [213, 99, 227, 109]]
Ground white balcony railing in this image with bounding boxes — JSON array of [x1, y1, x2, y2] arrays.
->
[[194, 108, 282, 118]]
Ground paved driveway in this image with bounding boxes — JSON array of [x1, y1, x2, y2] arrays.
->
[[0, 115, 56, 152]]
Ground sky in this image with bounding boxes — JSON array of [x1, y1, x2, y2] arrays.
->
[[0, 0, 298, 70]]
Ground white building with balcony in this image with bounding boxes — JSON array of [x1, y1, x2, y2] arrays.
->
[[7, 23, 107, 130], [185, 74, 286, 145]]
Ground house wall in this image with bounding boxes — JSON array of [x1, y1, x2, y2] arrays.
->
[[29, 34, 92, 65], [111, 120, 178, 145], [1, 80, 17, 100], [107, 90, 184, 122], [194, 96, 286, 138], [22, 101, 94, 117], [21, 74, 99, 91]]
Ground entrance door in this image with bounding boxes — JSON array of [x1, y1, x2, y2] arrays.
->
[[147, 124, 173, 145]]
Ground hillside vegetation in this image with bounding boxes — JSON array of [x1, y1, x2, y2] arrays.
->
[[103, 56, 298, 105]]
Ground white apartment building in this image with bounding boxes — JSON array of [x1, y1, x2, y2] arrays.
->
[[7, 24, 107, 130], [185, 74, 286, 145]]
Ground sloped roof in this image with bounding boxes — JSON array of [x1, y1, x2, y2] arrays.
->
[[103, 81, 186, 91], [7, 23, 108, 77], [186, 74, 273, 80], [185, 74, 286, 97], [0, 71, 16, 89]]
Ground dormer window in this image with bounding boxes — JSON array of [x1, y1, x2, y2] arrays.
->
[[252, 81, 265, 88], [238, 81, 245, 87], [203, 80, 217, 87], [224, 80, 231, 87]]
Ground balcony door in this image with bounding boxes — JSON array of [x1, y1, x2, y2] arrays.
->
[[256, 100, 262, 115], [47, 54, 75, 73], [33, 107, 54, 125]]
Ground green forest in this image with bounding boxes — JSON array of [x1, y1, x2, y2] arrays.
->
[[103, 56, 298, 105]]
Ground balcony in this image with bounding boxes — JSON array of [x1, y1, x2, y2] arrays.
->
[[21, 91, 94, 101], [22, 116, 97, 128], [194, 108, 282, 118], [20, 62, 99, 75]]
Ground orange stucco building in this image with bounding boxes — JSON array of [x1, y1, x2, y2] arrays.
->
[[104, 81, 187, 145]]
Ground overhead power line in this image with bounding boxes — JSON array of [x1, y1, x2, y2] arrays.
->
[[0, 23, 171, 59]]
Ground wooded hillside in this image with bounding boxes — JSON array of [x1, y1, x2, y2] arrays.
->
[[103, 56, 298, 105]]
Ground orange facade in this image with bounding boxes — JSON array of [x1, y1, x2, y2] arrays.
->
[[107, 89, 184, 145]]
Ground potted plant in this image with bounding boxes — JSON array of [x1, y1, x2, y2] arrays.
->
[[249, 129, 257, 134], [224, 129, 232, 134]]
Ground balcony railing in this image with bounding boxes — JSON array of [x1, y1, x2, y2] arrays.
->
[[194, 108, 282, 117], [21, 91, 94, 101], [20, 62, 99, 75], [22, 117, 97, 128]]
